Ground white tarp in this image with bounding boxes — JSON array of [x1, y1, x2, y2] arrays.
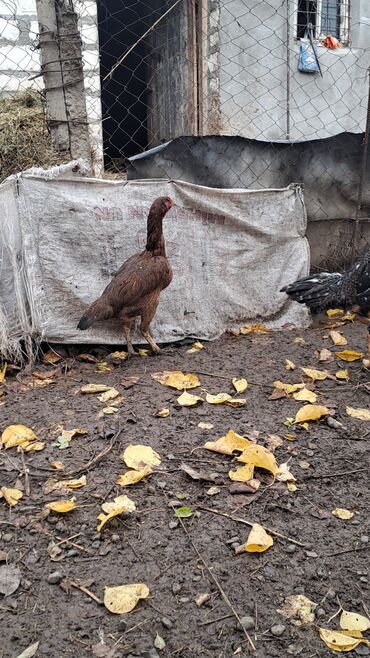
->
[[0, 169, 309, 358]]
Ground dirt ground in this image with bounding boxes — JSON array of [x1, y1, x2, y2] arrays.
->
[[1, 318, 369, 658]]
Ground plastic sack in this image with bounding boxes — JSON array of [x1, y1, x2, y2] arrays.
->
[[298, 38, 319, 74]]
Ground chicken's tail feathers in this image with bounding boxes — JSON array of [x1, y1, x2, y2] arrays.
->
[[281, 272, 344, 311], [77, 300, 114, 330]]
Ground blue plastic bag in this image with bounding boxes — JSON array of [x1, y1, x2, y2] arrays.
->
[[298, 37, 319, 74]]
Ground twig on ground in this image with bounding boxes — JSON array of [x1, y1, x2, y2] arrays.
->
[[199, 613, 234, 627], [176, 513, 256, 652], [65, 425, 122, 477], [199, 506, 306, 547], [322, 545, 368, 558], [303, 468, 366, 480], [67, 580, 103, 605]]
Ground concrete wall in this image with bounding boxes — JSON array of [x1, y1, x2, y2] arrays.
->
[[210, 0, 370, 139], [0, 0, 103, 169]]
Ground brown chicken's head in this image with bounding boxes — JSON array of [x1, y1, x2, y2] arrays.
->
[[150, 196, 175, 217]]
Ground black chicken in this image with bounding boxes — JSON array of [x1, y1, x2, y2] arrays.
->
[[281, 249, 370, 354]]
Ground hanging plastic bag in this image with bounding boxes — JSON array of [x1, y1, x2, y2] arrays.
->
[[298, 26, 322, 76]]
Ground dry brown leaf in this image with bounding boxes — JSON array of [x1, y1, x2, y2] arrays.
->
[[42, 350, 62, 364], [278, 594, 317, 624], [318, 348, 334, 363], [276, 462, 296, 482]]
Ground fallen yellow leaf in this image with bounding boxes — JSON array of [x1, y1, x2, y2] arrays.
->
[[232, 378, 248, 394], [295, 404, 330, 423], [1, 424, 36, 449], [346, 406, 370, 421], [109, 351, 128, 361], [287, 482, 298, 492], [274, 381, 305, 394], [238, 444, 279, 476], [154, 408, 170, 417], [326, 309, 344, 317], [138, 348, 150, 357], [276, 462, 296, 482], [97, 495, 136, 532], [22, 441, 45, 452], [50, 460, 64, 470], [332, 507, 354, 520], [80, 384, 112, 393], [342, 313, 356, 321], [122, 445, 161, 470], [226, 397, 246, 407], [336, 369, 349, 381], [285, 359, 296, 371], [165, 371, 200, 390], [104, 583, 149, 614], [293, 337, 306, 345], [336, 350, 364, 362], [97, 388, 120, 403], [205, 392, 232, 404], [65, 475, 87, 489], [228, 463, 255, 482], [46, 499, 77, 513], [177, 392, 204, 407], [300, 367, 328, 381], [240, 323, 270, 334], [117, 466, 152, 487], [340, 610, 370, 632], [330, 330, 348, 346], [204, 429, 253, 455], [186, 341, 204, 354], [237, 523, 273, 553], [293, 388, 318, 403], [0, 487, 23, 506], [95, 361, 114, 373], [98, 406, 118, 417], [319, 348, 334, 362], [277, 594, 317, 624], [319, 628, 368, 651]]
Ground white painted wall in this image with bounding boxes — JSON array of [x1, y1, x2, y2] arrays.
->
[[0, 0, 103, 168], [214, 0, 370, 140]]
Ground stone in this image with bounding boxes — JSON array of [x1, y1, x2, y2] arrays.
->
[[239, 616, 255, 630], [270, 624, 286, 637], [172, 583, 181, 594], [111, 534, 120, 543], [316, 607, 326, 618], [168, 521, 179, 530], [2, 534, 12, 543], [47, 571, 62, 585], [360, 535, 369, 543], [161, 616, 173, 629], [285, 544, 296, 554]]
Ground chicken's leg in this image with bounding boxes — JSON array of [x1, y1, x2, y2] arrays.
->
[[140, 326, 161, 354], [123, 320, 136, 358]]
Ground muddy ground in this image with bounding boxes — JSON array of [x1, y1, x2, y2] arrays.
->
[[0, 318, 369, 658]]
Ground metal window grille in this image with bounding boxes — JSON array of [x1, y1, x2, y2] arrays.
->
[[297, 0, 350, 43]]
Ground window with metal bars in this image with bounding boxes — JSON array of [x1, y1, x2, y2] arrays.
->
[[297, 0, 350, 44]]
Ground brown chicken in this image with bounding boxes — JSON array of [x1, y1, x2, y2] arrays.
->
[[77, 196, 174, 355]]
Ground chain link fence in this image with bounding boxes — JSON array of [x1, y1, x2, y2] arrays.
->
[[0, 0, 370, 262]]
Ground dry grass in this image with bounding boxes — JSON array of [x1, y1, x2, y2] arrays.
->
[[0, 90, 66, 183]]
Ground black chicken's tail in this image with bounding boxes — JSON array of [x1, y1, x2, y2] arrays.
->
[[77, 299, 114, 330], [281, 272, 345, 312]]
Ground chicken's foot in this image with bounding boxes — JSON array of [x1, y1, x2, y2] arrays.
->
[[141, 329, 161, 354]]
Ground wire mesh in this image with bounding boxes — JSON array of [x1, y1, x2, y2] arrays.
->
[[0, 0, 369, 254]]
